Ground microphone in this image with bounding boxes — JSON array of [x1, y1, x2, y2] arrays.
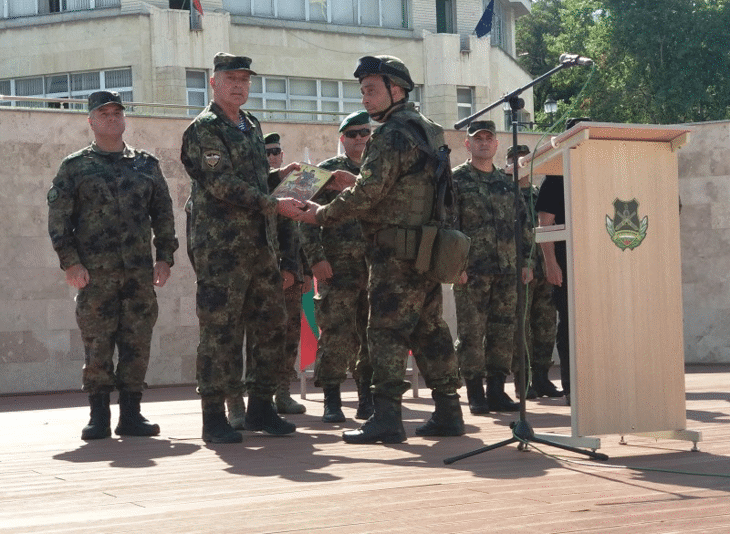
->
[[559, 53, 594, 66]]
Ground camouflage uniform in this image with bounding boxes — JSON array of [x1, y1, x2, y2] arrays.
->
[[516, 184, 556, 374], [48, 143, 178, 393], [316, 103, 461, 401], [181, 101, 287, 401], [301, 155, 371, 388], [453, 162, 530, 379]]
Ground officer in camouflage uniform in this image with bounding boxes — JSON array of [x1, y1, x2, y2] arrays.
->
[[506, 145, 562, 400], [48, 90, 178, 440], [180, 53, 299, 443], [263, 131, 308, 415], [300, 110, 374, 423], [452, 121, 532, 415], [279, 55, 464, 444]]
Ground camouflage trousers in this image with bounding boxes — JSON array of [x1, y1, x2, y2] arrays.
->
[[194, 246, 287, 400], [454, 273, 517, 379], [313, 256, 372, 388], [367, 247, 461, 401], [76, 268, 158, 394], [512, 276, 556, 373]]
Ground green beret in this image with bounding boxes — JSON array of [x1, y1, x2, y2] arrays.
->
[[467, 120, 496, 135], [507, 144, 530, 158], [88, 91, 125, 113], [264, 132, 280, 145], [339, 110, 370, 133], [213, 52, 257, 74]]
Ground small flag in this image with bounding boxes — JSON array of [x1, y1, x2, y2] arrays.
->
[[475, 0, 494, 38], [193, 0, 204, 16]]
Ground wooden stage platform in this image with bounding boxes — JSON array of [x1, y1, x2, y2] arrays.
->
[[1, 366, 729, 533]]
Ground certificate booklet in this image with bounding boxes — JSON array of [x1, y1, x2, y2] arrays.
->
[[271, 164, 333, 202]]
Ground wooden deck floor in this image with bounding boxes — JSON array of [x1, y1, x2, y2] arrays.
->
[[2, 366, 729, 534]]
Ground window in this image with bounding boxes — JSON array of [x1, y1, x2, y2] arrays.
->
[[436, 0, 454, 34], [0, 68, 132, 109], [503, 109, 532, 132], [222, 0, 409, 29], [457, 87, 473, 121], [186, 70, 208, 115], [5, 0, 120, 18], [490, 0, 512, 55]]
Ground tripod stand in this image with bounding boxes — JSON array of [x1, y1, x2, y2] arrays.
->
[[444, 61, 608, 465]]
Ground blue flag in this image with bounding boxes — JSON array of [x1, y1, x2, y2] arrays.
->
[[475, 0, 495, 38]]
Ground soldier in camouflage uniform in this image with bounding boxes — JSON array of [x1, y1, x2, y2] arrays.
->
[[300, 110, 374, 423], [180, 53, 299, 443], [452, 121, 532, 415], [263, 132, 308, 415], [48, 90, 179, 440], [279, 55, 464, 444], [506, 145, 562, 400]]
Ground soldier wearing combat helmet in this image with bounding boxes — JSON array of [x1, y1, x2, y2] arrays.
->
[[278, 55, 465, 444]]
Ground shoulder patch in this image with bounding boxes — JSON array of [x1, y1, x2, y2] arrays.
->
[[203, 150, 222, 169], [47, 186, 60, 204]]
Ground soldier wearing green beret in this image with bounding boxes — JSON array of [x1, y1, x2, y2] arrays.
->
[[300, 110, 375, 423], [506, 146, 563, 401], [279, 55, 465, 444], [452, 121, 533, 415], [181, 52, 302, 443], [48, 90, 179, 440]]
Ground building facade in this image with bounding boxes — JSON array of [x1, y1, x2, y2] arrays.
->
[[1, 0, 534, 128]]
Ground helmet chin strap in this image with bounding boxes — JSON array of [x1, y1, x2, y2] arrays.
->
[[370, 75, 405, 122]]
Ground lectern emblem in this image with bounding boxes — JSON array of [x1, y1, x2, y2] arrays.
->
[[605, 198, 648, 251]]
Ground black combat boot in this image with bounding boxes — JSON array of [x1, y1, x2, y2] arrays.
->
[[464, 377, 490, 415], [81, 392, 111, 440], [486, 374, 520, 412], [532, 368, 564, 398], [115, 391, 160, 437], [322, 385, 346, 423], [415, 391, 466, 436], [355, 380, 374, 420], [202, 397, 243, 443], [244, 395, 296, 435], [342, 395, 407, 444], [514, 371, 538, 400]]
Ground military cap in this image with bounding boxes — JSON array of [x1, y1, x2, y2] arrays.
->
[[264, 132, 280, 145], [338, 110, 370, 133], [506, 144, 530, 159], [467, 120, 497, 136], [88, 91, 125, 113], [353, 55, 414, 92], [213, 52, 257, 74], [566, 117, 591, 130]]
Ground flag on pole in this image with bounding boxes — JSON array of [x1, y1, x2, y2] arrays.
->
[[475, 0, 494, 38], [193, 0, 204, 16]]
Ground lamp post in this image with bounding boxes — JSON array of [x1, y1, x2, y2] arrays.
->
[[544, 96, 558, 126]]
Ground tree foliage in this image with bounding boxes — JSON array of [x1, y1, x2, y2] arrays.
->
[[516, 0, 730, 126]]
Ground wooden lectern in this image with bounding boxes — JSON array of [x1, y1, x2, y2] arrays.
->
[[520, 122, 701, 451]]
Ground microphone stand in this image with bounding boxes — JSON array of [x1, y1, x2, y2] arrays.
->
[[444, 61, 608, 464]]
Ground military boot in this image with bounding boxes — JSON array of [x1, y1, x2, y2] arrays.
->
[[226, 394, 246, 430], [486, 374, 520, 412], [322, 385, 346, 423], [342, 395, 407, 444], [514, 371, 538, 400], [115, 391, 160, 436], [464, 377, 490, 415], [202, 397, 243, 444], [415, 391, 466, 437], [532, 368, 564, 398], [275, 382, 306, 414], [81, 392, 111, 440], [355, 380, 374, 420], [245, 395, 296, 435]]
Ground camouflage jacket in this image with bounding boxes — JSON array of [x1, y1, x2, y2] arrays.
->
[[316, 102, 439, 239], [300, 155, 367, 265], [181, 102, 279, 255], [453, 162, 531, 276], [521, 183, 545, 279], [268, 172, 309, 280], [47, 142, 178, 271]]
